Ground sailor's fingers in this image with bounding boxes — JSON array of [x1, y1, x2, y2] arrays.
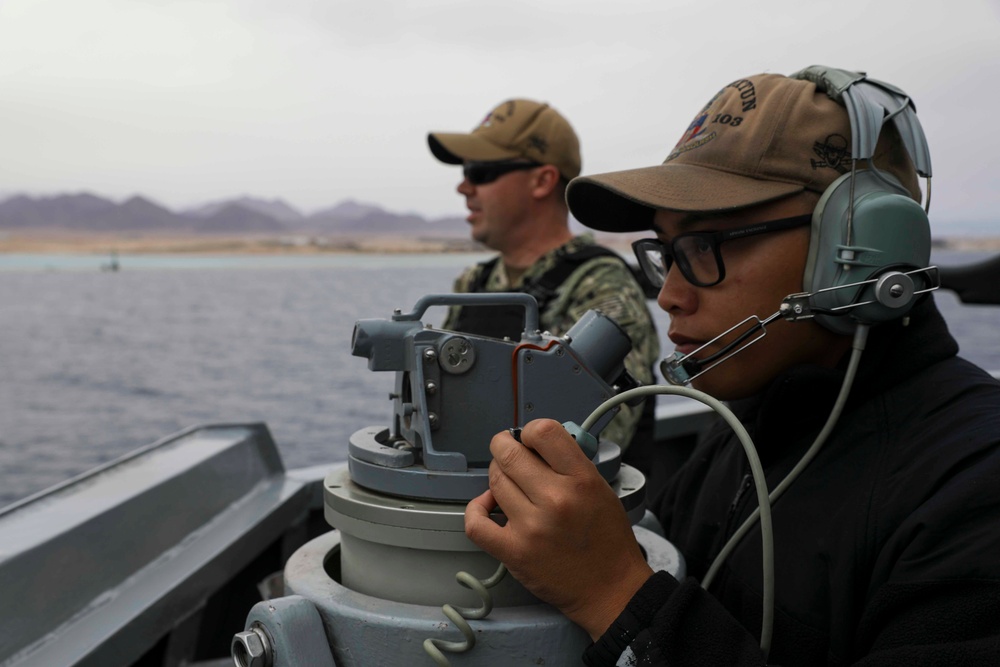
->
[[518, 418, 594, 477], [466, 487, 496, 515], [488, 420, 606, 514], [465, 489, 509, 558], [486, 430, 543, 515]]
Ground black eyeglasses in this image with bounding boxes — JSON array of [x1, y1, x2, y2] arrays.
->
[[631, 213, 813, 288], [462, 160, 542, 185]]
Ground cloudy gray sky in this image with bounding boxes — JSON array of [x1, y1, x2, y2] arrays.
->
[[1, 0, 998, 233]]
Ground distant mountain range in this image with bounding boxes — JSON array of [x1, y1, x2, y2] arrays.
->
[[4, 192, 992, 242], [0, 193, 470, 238]]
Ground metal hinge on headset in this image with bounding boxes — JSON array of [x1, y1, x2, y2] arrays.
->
[[780, 266, 941, 322]]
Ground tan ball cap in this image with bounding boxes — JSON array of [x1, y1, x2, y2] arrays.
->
[[428, 98, 582, 181], [567, 72, 919, 232]]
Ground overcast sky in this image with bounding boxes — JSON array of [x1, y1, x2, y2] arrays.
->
[[1, 0, 998, 234]]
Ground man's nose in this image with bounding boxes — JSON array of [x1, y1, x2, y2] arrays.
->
[[657, 263, 697, 314]]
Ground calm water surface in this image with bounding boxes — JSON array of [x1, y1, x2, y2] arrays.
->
[[1, 250, 997, 506]]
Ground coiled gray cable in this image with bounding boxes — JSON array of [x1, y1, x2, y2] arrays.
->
[[423, 562, 508, 665]]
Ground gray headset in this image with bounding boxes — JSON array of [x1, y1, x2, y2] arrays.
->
[[791, 66, 935, 335]]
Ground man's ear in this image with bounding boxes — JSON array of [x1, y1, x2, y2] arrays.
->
[[530, 164, 561, 199]]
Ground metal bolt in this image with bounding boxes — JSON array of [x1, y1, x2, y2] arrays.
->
[[423, 348, 437, 363], [525, 403, 534, 413], [425, 381, 438, 395], [428, 412, 440, 429], [524, 354, 533, 364], [890, 283, 905, 298], [793, 304, 803, 314], [440, 337, 475, 374], [232, 625, 272, 667]]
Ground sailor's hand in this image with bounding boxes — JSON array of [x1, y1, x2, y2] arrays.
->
[[464, 418, 653, 640]]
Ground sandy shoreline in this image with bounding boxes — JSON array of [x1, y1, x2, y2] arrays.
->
[[0, 232, 649, 256], [0, 233, 485, 255], [1, 232, 998, 255]]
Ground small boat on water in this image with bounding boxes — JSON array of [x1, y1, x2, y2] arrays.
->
[[0, 257, 997, 667], [100, 250, 120, 272]]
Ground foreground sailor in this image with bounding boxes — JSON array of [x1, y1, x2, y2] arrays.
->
[[428, 98, 660, 456], [465, 68, 1000, 665]]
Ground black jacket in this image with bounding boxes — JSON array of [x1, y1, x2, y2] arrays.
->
[[585, 298, 1000, 666]]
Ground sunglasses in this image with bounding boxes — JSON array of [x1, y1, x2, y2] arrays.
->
[[631, 213, 813, 288], [462, 160, 542, 185]]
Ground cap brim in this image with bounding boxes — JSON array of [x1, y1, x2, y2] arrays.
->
[[427, 132, 521, 165], [567, 163, 805, 232]]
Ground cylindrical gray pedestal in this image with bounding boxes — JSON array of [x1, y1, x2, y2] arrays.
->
[[282, 526, 684, 666]]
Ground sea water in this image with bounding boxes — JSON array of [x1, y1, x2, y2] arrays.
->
[[1, 250, 997, 507]]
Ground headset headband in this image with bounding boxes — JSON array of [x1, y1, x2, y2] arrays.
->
[[791, 66, 932, 181]]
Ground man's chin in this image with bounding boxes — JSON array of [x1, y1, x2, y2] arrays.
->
[[470, 231, 494, 249]]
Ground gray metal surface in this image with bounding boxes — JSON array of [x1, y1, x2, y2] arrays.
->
[[325, 464, 647, 546], [323, 462, 647, 607], [0, 423, 316, 667], [347, 427, 625, 501], [282, 527, 682, 666], [242, 596, 336, 667]]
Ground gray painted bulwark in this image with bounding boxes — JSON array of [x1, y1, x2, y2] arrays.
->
[[0, 424, 312, 667]]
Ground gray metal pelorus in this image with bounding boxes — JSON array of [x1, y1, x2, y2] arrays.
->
[[234, 294, 685, 667]]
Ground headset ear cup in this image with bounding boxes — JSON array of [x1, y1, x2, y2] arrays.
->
[[805, 169, 931, 335]]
